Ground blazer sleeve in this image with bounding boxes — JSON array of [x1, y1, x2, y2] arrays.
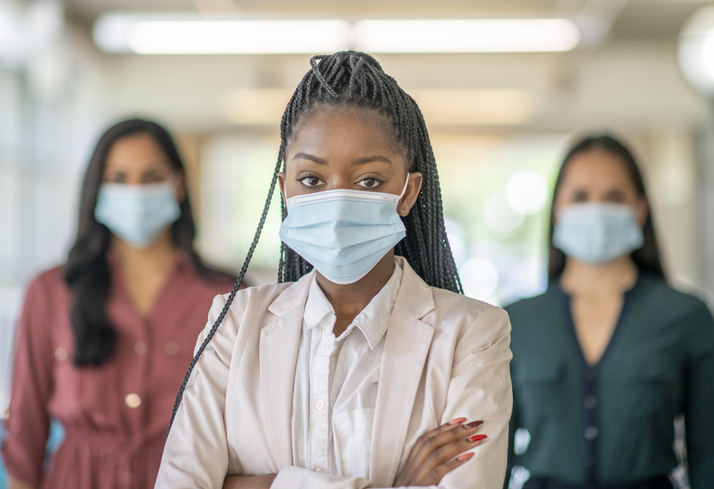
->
[[684, 302, 714, 489], [154, 294, 239, 489], [1, 276, 54, 486], [271, 305, 513, 489]]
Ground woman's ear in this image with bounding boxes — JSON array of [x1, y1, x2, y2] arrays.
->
[[278, 172, 287, 205], [635, 196, 649, 227], [398, 172, 423, 217]]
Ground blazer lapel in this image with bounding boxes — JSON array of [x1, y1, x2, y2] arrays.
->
[[259, 271, 314, 471], [369, 259, 436, 487]]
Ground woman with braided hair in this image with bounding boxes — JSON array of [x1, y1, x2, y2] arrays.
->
[[155, 51, 512, 489]]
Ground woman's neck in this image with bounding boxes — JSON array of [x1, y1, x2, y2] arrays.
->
[[560, 255, 638, 298], [316, 251, 396, 337], [110, 230, 177, 269]]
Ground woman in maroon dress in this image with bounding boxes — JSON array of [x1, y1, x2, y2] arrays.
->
[[2, 118, 235, 489]]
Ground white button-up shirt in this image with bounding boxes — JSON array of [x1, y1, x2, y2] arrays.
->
[[291, 260, 403, 478]]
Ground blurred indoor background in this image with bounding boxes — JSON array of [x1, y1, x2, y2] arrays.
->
[[2, 0, 714, 485]]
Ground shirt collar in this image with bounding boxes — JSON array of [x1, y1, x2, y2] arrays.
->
[[303, 259, 404, 350]]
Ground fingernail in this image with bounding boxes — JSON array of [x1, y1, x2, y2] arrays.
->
[[449, 417, 467, 425], [469, 434, 487, 442], [457, 452, 475, 462], [464, 420, 484, 429]]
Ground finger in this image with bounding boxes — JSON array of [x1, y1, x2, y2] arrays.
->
[[406, 421, 483, 472], [416, 451, 477, 486], [411, 433, 487, 483], [404, 418, 466, 466]]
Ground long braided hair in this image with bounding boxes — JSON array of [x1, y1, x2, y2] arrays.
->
[[168, 51, 461, 434]]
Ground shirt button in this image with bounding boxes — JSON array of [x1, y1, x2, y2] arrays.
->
[[125, 393, 142, 409], [584, 395, 597, 409], [54, 347, 68, 362], [134, 341, 148, 355], [315, 400, 325, 410], [584, 426, 599, 440], [164, 342, 179, 356]]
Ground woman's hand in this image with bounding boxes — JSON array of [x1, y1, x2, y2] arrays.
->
[[393, 418, 487, 487], [223, 474, 277, 489]]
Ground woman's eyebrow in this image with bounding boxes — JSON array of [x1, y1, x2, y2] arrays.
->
[[292, 152, 327, 165], [354, 155, 392, 165], [291, 153, 392, 166]]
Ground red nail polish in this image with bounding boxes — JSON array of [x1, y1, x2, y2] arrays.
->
[[469, 434, 487, 442], [457, 452, 475, 462], [464, 420, 484, 429], [449, 417, 467, 425]]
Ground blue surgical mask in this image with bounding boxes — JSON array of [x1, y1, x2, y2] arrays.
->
[[279, 176, 410, 284], [95, 179, 181, 249], [552, 202, 644, 264]]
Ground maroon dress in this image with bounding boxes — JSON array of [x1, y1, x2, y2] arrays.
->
[[2, 252, 235, 489]]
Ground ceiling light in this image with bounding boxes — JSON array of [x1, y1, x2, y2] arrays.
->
[[94, 15, 350, 54], [93, 14, 580, 55], [409, 89, 535, 125], [678, 5, 714, 97], [354, 19, 580, 53]]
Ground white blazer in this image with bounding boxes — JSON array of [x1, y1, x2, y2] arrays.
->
[[156, 257, 513, 489]]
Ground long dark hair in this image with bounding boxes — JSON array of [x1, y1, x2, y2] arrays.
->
[[548, 134, 665, 280], [64, 118, 227, 367], [168, 51, 462, 433]]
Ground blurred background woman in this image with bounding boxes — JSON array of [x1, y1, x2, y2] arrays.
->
[[1, 118, 234, 489], [506, 135, 714, 489]]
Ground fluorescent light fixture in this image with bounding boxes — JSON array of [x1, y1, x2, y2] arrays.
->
[[222, 88, 534, 126], [355, 19, 580, 53], [94, 15, 350, 54], [93, 14, 580, 55], [410, 89, 535, 125]]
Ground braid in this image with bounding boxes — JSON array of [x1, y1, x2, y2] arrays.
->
[[167, 50, 462, 437]]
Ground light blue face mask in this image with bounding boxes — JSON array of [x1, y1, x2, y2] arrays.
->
[[279, 176, 410, 284], [552, 202, 644, 264], [94, 179, 181, 249]]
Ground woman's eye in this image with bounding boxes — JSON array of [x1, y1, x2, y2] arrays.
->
[[604, 190, 626, 203], [357, 178, 382, 189], [106, 173, 126, 184], [571, 190, 588, 202], [298, 176, 322, 187]]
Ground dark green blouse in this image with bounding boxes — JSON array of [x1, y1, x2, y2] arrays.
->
[[505, 272, 714, 488]]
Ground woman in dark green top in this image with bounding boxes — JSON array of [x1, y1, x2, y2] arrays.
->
[[505, 135, 714, 489]]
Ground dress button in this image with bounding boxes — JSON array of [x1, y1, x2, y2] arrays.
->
[[125, 393, 142, 409], [583, 395, 597, 409], [314, 467, 324, 473], [584, 426, 599, 440], [54, 347, 68, 362], [164, 341, 179, 356], [315, 400, 325, 410], [134, 341, 148, 355]]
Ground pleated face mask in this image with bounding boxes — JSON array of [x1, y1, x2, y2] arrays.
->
[[552, 202, 644, 264], [94, 178, 181, 248], [279, 175, 410, 284]]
